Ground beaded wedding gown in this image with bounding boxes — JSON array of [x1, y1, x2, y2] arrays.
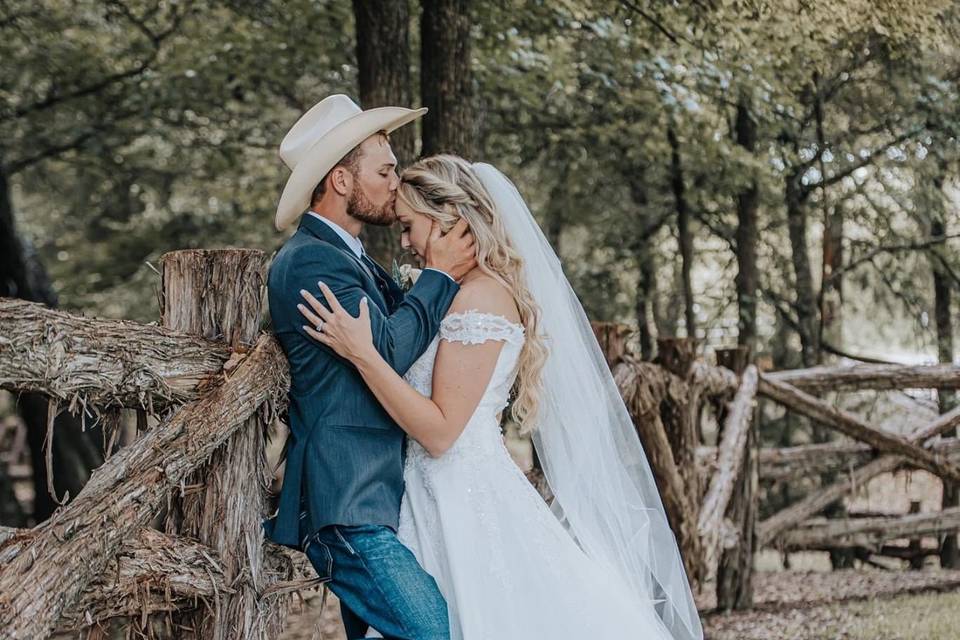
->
[[386, 310, 673, 640]]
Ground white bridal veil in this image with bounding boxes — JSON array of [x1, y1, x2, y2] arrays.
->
[[472, 162, 703, 640]]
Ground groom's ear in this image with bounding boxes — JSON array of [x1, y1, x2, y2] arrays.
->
[[329, 166, 353, 197]]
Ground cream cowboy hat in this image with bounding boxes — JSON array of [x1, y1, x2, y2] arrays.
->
[[275, 94, 427, 231]]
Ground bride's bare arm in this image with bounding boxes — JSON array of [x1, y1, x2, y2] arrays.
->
[[299, 278, 516, 457]]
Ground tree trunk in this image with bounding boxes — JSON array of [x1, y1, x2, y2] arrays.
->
[[667, 123, 696, 339], [545, 163, 570, 255], [931, 178, 958, 568], [733, 96, 759, 353], [785, 174, 820, 368], [353, 0, 413, 268], [814, 74, 843, 355], [820, 204, 844, 348], [0, 157, 102, 524], [637, 247, 657, 360], [630, 169, 658, 360], [160, 250, 283, 640], [420, 0, 475, 157]]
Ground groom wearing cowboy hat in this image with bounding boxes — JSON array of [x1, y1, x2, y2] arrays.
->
[[265, 95, 475, 639]]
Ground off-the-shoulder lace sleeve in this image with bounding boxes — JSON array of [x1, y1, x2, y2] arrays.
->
[[440, 310, 525, 346]]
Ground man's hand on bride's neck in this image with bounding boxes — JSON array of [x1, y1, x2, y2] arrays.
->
[[424, 219, 478, 283]]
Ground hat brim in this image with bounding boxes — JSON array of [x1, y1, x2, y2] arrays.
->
[[275, 106, 427, 231]]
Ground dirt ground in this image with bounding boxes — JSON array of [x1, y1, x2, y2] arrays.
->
[[703, 567, 960, 639], [278, 564, 960, 640]]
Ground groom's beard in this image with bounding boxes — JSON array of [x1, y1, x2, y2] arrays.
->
[[347, 184, 395, 227]]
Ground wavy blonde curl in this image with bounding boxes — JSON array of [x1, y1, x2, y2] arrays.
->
[[399, 154, 547, 433]]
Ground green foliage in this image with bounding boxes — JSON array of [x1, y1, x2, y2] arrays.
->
[[2, 0, 958, 363]]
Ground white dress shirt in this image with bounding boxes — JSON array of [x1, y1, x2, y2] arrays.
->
[[308, 211, 364, 259]]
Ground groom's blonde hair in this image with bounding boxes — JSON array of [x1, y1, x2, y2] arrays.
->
[[399, 154, 547, 433]]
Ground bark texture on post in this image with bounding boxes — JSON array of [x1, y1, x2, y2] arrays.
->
[[715, 436, 756, 610], [591, 321, 631, 368], [613, 361, 703, 586], [1, 524, 311, 635], [713, 351, 757, 610], [58, 528, 227, 633], [655, 339, 700, 486], [698, 365, 757, 581], [421, 0, 475, 157], [159, 249, 283, 640], [0, 334, 287, 639], [0, 298, 231, 408]]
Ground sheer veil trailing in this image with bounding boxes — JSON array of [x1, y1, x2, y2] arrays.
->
[[472, 163, 703, 640]]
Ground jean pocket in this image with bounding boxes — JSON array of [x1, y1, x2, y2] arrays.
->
[[332, 526, 359, 555], [303, 534, 333, 582]]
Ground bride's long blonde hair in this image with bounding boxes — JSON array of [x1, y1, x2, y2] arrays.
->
[[399, 155, 547, 433]]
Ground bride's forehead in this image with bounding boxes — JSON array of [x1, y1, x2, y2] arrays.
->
[[396, 199, 425, 220], [395, 199, 410, 215]]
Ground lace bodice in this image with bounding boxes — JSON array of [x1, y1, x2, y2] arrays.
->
[[402, 310, 525, 464]]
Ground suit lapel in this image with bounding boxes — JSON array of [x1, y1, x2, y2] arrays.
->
[[297, 215, 388, 310], [366, 257, 405, 308]]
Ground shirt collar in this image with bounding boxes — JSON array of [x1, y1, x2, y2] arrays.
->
[[306, 211, 365, 260]]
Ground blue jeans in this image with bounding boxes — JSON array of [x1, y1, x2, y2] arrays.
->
[[300, 514, 449, 640]]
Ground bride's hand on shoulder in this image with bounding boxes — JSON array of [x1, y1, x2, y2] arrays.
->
[[298, 282, 375, 362]]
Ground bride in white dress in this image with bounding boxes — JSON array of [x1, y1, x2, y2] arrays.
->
[[299, 156, 703, 640]]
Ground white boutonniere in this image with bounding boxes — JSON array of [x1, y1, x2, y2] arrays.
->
[[391, 260, 422, 292]]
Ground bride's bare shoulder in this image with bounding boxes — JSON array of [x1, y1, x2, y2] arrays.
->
[[448, 272, 521, 324]]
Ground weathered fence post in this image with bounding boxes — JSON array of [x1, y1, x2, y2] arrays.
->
[[591, 321, 631, 368], [160, 249, 283, 639], [656, 337, 705, 505], [714, 346, 757, 610]]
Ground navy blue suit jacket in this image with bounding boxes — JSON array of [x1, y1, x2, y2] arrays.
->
[[264, 214, 459, 549]]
